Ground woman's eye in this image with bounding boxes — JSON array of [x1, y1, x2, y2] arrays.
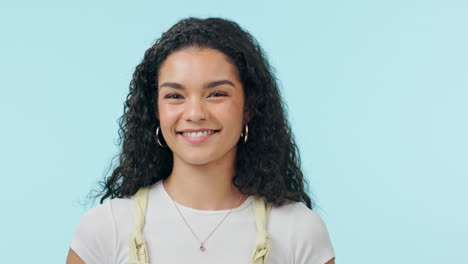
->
[[209, 91, 227, 97], [164, 93, 183, 99]]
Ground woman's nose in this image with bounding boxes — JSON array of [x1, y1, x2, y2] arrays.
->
[[183, 99, 207, 121]]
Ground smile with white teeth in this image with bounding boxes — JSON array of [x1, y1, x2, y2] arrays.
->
[[181, 130, 217, 137]]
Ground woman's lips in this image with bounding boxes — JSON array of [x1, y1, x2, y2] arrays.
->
[[178, 131, 219, 144]]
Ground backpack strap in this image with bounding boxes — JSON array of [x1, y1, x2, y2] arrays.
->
[[251, 195, 273, 264], [128, 186, 150, 264]]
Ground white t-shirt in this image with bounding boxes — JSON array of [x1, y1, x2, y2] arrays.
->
[[70, 180, 335, 264]]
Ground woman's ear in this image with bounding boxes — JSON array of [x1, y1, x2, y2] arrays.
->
[[244, 95, 255, 123], [244, 109, 252, 123], [154, 104, 159, 120]]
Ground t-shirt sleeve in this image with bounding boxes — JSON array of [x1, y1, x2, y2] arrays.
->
[[293, 204, 335, 264], [70, 200, 117, 264]]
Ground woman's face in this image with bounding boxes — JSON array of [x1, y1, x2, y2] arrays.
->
[[157, 47, 247, 166]]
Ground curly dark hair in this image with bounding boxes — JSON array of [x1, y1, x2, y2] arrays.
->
[[94, 17, 313, 209]]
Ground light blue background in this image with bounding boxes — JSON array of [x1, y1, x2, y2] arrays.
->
[[1, 0, 467, 263]]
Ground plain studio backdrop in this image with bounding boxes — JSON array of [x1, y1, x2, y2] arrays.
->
[[1, 0, 466, 263]]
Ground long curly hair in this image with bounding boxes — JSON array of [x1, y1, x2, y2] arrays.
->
[[94, 17, 313, 209]]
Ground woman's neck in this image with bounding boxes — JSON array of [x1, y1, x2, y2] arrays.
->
[[163, 155, 247, 211]]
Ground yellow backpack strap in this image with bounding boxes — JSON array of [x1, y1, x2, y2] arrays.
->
[[128, 187, 150, 264], [251, 195, 273, 264]]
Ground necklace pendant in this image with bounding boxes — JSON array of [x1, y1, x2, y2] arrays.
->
[[200, 243, 206, 252]]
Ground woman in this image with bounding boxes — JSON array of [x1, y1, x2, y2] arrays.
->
[[67, 17, 335, 264]]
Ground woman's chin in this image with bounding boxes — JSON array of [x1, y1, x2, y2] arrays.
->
[[171, 143, 237, 167], [174, 153, 218, 166]]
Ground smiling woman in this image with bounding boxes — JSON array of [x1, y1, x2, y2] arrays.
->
[[67, 17, 335, 264]]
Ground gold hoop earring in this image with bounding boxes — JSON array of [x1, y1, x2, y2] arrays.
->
[[156, 126, 167, 147], [240, 123, 248, 144]]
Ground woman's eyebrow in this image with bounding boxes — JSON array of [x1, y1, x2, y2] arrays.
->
[[205, 80, 235, 89], [159, 80, 235, 90], [159, 82, 184, 90]]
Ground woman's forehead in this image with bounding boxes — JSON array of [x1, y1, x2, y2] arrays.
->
[[158, 47, 240, 81]]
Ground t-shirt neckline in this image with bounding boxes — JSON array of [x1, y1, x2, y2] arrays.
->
[[155, 180, 253, 215]]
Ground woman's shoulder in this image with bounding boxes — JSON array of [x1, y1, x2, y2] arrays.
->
[[70, 200, 115, 264], [80, 184, 162, 226], [72, 194, 137, 240], [69, 196, 135, 264], [81, 195, 133, 220], [270, 201, 335, 263], [271, 200, 326, 227]]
